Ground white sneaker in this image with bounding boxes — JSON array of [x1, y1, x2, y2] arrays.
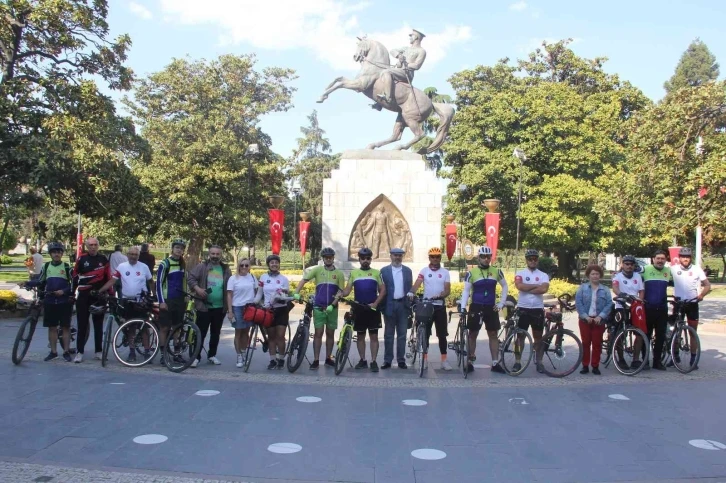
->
[[236, 354, 244, 368], [190, 359, 199, 368], [74, 353, 83, 363], [208, 356, 222, 365], [94, 352, 102, 360], [441, 360, 453, 371]]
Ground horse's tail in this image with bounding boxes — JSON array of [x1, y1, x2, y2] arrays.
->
[[427, 102, 455, 153]]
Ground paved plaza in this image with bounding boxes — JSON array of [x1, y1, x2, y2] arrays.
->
[[1, 299, 726, 482]]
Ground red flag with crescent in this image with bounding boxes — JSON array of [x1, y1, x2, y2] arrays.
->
[[630, 299, 647, 333], [299, 221, 311, 258], [668, 246, 681, 267], [268, 209, 284, 255], [485, 213, 500, 263], [445, 223, 457, 261]]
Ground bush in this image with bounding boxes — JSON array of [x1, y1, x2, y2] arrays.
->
[[250, 269, 303, 279], [0, 290, 18, 310], [0, 255, 13, 265], [444, 274, 579, 307]]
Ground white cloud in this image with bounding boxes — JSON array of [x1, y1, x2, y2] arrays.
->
[[157, 0, 471, 71], [509, 1, 528, 12], [129, 1, 153, 20]]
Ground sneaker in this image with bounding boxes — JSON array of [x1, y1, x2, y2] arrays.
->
[[62, 352, 72, 362], [236, 354, 244, 368], [94, 352, 102, 360], [74, 353, 83, 363], [190, 359, 199, 368], [491, 363, 506, 374], [276, 359, 285, 369], [310, 360, 320, 370], [617, 359, 630, 370], [592, 367, 601, 375], [355, 360, 368, 369], [370, 361, 379, 373], [381, 362, 392, 370], [630, 360, 642, 370], [441, 360, 453, 371], [159, 354, 165, 366], [536, 362, 545, 374], [208, 356, 221, 365], [398, 361, 408, 369], [44, 352, 58, 362], [324, 357, 335, 368], [127, 351, 137, 363], [512, 362, 522, 373], [653, 362, 667, 371], [267, 360, 277, 370], [466, 362, 475, 373], [580, 366, 589, 374], [143, 350, 152, 363], [691, 363, 699, 371], [642, 361, 651, 371]]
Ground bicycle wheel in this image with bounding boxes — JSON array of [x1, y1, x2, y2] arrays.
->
[[501, 329, 533, 376], [462, 327, 470, 379], [600, 329, 613, 367], [612, 327, 649, 376], [113, 319, 159, 367], [164, 322, 202, 373], [334, 326, 352, 376], [244, 324, 259, 373], [286, 324, 309, 373], [671, 325, 700, 374], [452, 322, 462, 368], [285, 323, 292, 354], [417, 323, 427, 378], [406, 327, 418, 366], [540, 328, 583, 378], [101, 315, 114, 367], [12, 316, 38, 365]]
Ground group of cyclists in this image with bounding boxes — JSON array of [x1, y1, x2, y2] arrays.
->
[[20, 237, 711, 377]]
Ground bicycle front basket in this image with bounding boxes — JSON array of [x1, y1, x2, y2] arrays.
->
[[414, 301, 435, 324]]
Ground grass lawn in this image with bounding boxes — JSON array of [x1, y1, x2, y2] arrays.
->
[[0, 272, 31, 284], [709, 285, 726, 297]]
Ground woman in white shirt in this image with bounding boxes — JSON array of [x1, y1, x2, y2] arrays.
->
[[226, 258, 258, 368]]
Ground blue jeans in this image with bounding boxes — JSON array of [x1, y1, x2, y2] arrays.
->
[[384, 300, 409, 364]]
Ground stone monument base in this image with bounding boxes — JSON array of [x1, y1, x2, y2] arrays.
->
[[322, 150, 447, 276]]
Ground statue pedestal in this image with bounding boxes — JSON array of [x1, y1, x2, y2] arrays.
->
[[322, 150, 446, 274]]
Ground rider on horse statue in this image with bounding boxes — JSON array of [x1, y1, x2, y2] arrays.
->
[[373, 29, 427, 110]]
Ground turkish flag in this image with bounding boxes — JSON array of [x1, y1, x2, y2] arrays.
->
[[76, 232, 83, 260], [668, 246, 681, 267], [485, 213, 500, 263], [299, 221, 311, 258], [445, 223, 457, 261], [630, 299, 647, 333], [268, 209, 284, 255]]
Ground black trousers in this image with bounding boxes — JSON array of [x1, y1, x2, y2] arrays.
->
[[645, 305, 668, 364], [76, 291, 104, 354], [196, 307, 225, 360]]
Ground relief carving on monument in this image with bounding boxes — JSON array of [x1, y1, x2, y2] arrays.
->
[[348, 195, 413, 261]]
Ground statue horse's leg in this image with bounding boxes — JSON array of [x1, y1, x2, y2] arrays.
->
[[366, 113, 405, 150], [317, 77, 363, 103], [394, 120, 425, 151]]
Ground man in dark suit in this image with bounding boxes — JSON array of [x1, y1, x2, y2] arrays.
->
[[380, 247, 413, 369]]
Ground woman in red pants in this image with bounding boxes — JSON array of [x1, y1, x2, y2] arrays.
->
[[575, 264, 612, 375]]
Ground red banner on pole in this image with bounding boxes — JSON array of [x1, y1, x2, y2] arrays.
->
[[268, 209, 284, 255], [445, 223, 457, 261], [299, 221, 311, 258], [485, 213, 501, 263], [668, 246, 681, 267], [76, 211, 83, 259]]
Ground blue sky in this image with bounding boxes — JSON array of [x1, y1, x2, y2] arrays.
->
[[109, 0, 725, 158]]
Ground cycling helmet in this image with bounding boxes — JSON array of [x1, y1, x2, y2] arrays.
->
[[171, 238, 186, 249], [478, 245, 493, 256], [320, 247, 335, 257], [622, 255, 637, 264], [266, 254, 281, 265], [428, 247, 442, 256], [47, 241, 65, 253], [679, 247, 693, 257], [524, 248, 539, 258], [358, 247, 373, 258]]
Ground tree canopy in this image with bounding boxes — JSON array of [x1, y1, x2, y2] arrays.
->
[[664, 39, 720, 94]]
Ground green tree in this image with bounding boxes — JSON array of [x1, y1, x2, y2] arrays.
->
[[0, 0, 145, 219], [445, 40, 650, 279], [287, 110, 340, 257], [125, 55, 296, 265], [664, 39, 720, 94]]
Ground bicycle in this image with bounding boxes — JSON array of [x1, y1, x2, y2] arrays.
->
[[157, 290, 203, 373], [109, 295, 160, 368], [12, 285, 77, 364], [447, 305, 469, 379], [659, 296, 701, 374], [287, 296, 314, 373], [539, 296, 583, 378], [410, 297, 436, 378], [242, 299, 292, 372], [333, 299, 374, 376], [600, 294, 650, 376], [496, 301, 534, 376]]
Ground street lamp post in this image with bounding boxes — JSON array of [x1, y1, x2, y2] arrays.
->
[[292, 180, 301, 264], [512, 148, 526, 273], [245, 143, 259, 262]]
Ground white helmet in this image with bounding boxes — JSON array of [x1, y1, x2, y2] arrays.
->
[[478, 245, 493, 256]]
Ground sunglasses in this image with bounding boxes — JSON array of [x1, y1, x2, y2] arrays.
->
[[429, 255, 441, 259], [359, 257, 372, 261], [239, 264, 249, 267], [623, 262, 634, 265], [526, 257, 538, 261], [479, 255, 492, 258]]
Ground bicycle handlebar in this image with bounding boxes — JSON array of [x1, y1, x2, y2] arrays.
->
[[338, 298, 378, 312], [613, 294, 643, 304], [668, 296, 699, 305]]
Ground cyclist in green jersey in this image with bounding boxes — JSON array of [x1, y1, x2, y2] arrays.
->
[[294, 247, 345, 369]]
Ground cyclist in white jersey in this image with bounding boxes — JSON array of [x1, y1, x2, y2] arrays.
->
[[513, 249, 550, 374], [611, 255, 646, 365], [670, 247, 710, 369], [255, 254, 291, 370]]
